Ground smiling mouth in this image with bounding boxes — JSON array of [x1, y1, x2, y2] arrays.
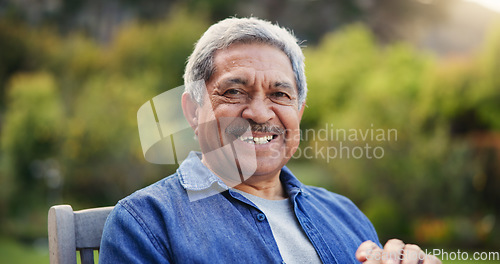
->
[[238, 135, 278, 145]]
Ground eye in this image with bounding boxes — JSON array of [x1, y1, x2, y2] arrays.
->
[[269, 90, 296, 106], [272, 92, 290, 99], [223, 89, 242, 96]]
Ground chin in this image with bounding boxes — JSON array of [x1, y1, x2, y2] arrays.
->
[[245, 155, 287, 177]]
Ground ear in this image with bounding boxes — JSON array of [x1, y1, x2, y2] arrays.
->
[[182, 92, 200, 135]]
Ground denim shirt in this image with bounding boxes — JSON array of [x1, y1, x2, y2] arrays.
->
[[100, 152, 380, 263]]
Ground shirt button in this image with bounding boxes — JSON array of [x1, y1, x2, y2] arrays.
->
[[256, 213, 266, 221]]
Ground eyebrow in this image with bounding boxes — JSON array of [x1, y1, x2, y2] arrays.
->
[[274, 81, 293, 89], [220, 78, 295, 91], [222, 78, 247, 86], [274, 81, 296, 93]]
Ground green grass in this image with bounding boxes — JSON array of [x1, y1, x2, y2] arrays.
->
[[0, 236, 50, 264], [0, 236, 101, 264]]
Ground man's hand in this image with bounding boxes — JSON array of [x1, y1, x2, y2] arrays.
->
[[356, 239, 442, 264]]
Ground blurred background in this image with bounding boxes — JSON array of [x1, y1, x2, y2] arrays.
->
[[0, 0, 499, 263]]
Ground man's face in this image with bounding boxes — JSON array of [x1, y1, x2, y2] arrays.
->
[[194, 43, 304, 183]]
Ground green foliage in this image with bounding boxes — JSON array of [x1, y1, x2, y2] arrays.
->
[[2, 73, 63, 159], [302, 24, 500, 247], [0, 20, 34, 109], [61, 73, 163, 205], [304, 24, 378, 128], [55, 9, 209, 206], [0, 9, 209, 239], [0, 72, 64, 238], [472, 24, 500, 130], [108, 8, 208, 90]]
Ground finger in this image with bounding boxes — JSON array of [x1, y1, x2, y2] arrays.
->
[[401, 244, 422, 264], [383, 239, 405, 264], [356, 240, 381, 262], [422, 254, 442, 264]]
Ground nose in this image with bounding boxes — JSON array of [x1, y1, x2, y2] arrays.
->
[[241, 97, 275, 124]]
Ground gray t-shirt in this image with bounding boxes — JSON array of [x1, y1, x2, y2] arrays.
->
[[233, 189, 322, 264]]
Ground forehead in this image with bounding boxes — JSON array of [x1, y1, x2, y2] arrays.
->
[[213, 43, 294, 76]]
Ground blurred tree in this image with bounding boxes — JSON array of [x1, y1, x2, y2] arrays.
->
[[0, 72, 64, 238], [358, 0, 453, 43], [0, 8, 210, 239], [473, 23, 500, 130], [0, 20, 32, 111], [58, 8, 209, 207], [61, 73, 161, 206], [302, 24, 499, 248], [466, 24, 500, 217], [108, 8, 208, 90], [0, 0, 452, 45]]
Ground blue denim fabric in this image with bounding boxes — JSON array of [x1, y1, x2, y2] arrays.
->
[[100, 152, 380, 263]]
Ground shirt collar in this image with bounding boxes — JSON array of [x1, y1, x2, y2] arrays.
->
[[177, 151, 306, 195], [177, 151, 229, 191], [279, 165, 306, 196]]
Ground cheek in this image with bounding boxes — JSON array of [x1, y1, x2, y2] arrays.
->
[[195, 104, 217, 137], [197, 103, 243, 140], [212, 103, 245, 117], [276, 107, 301, 130], [275, 107, 302, 145], [197, 104, 216, 125]]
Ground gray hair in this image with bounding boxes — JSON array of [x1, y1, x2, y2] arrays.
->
[[183, 17, 307, 109]]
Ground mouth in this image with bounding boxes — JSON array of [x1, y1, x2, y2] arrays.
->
[[237, 134, 278, 145], [225, 120, 285, 146]]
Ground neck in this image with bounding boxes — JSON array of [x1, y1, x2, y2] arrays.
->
[[233, 173, 287, 200], [200, 155, 287, 200]]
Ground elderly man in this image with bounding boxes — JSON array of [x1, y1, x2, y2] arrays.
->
[[100, 17, 441, 264]]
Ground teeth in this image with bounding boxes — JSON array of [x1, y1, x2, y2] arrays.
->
[[238, 135, 274, 144]]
